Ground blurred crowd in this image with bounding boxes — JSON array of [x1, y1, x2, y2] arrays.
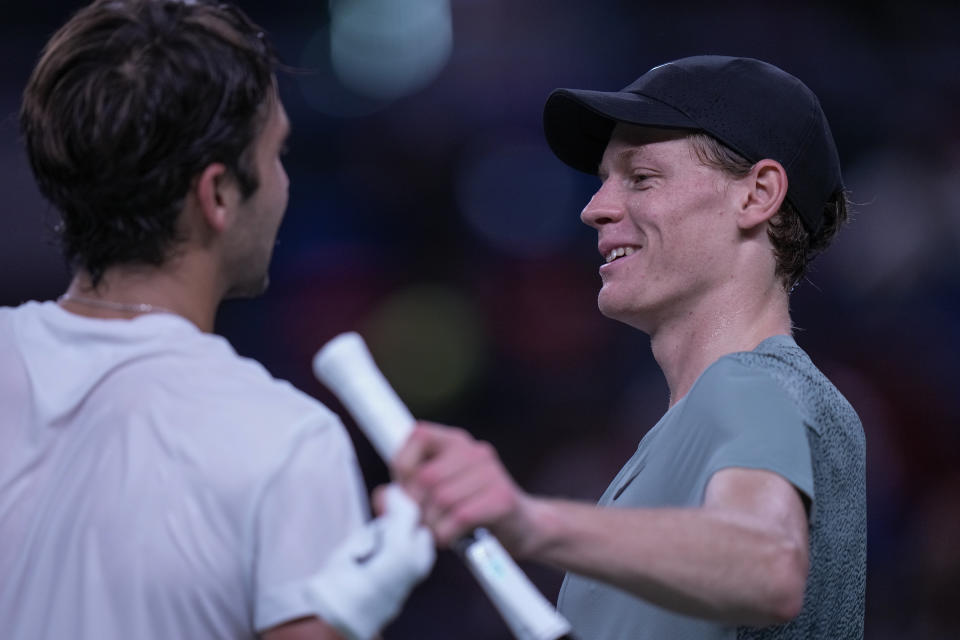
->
[[2, 1, 958, 637]]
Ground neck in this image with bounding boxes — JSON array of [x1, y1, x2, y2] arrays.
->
[[649, 283, 792, 408], [60, 261, 221, 332]]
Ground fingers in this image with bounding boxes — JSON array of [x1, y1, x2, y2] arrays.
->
[[391, 421, 472, 487], [420, 445, 511, 544], [390, 422, 523, 547]]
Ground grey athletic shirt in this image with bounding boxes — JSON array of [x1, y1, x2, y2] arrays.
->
[[557, 335, 866, 639]]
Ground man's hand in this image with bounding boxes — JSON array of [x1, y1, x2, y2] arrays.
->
[[390, 422, 538, 555]]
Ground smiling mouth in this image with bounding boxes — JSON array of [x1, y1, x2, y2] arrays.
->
[[605, 246, 638, 264]]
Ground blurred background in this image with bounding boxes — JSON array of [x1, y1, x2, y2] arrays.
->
[[2, 0, 959, 637]]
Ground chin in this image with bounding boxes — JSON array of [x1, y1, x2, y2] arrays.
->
[[597, 293, 652, 332], [597, 290, 629, 320]]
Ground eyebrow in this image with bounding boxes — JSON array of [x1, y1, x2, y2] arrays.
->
[[599, 147, 641, 177], [614, 148, 639, 166]]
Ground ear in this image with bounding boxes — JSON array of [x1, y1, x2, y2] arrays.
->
[[194, 163, 237, 233], [736, 159, 788, 231]]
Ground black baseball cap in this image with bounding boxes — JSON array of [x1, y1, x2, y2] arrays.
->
[[543, 55, 842, 233]]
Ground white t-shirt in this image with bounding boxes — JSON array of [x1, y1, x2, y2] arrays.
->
[[0, 301, 369, 639]]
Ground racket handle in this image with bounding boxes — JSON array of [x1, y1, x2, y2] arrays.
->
[[313, 332, 574, 640], [313, 332, 415, 461], [455, 529, 574, 640]]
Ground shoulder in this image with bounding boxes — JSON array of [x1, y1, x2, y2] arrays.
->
[[170, 345, 343, 453], [689, 335, 828, 418], [678, 339, 812, 443], [117, 316, 329, 422], [687, 351, 796, 416], [727, 335, 861, 437], [100, 316, 348, 469], [0, 300, 48, 330]]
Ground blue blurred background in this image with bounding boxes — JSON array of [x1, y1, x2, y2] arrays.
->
[[2, 1, 959, 637]]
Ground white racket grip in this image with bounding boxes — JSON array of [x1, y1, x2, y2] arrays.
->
[[462, 531, 573, 640], [312, 332, 414, 461]]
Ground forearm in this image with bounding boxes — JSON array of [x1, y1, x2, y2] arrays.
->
[[517, 496, 806, 625]]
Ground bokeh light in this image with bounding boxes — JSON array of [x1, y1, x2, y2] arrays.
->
[[825, 149, 955, 298], [456, 133, 582, 257], [329, 0, 453, 101], [299, 26, 391, 118], [362, 284, 485, 414]]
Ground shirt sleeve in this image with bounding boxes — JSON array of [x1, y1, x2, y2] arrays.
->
[[250, 417, 369, 632], [693, 359, 815, 506]]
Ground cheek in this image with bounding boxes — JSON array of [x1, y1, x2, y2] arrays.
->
[[674, 220, 734, 283], [651, 206, 727, 275]]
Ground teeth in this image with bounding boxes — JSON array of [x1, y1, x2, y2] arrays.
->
[[605, 246, 636, 264]]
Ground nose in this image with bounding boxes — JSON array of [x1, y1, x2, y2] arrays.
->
[[580, 181, 624, 230]]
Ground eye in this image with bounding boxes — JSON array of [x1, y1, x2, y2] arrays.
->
[[628, 173, 651, 188]]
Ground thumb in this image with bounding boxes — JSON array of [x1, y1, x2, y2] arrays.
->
[[382, 484, 420, 528]]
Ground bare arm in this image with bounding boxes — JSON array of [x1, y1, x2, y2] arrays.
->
[[261, 617, 348, 640], [522, 467, 808, 624], [262, 617, 387, 640], [393, 423, 809, 626]]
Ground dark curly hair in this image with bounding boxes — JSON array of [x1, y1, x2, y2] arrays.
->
[[687, 132, 849, 291], [21, 0, 278, 286]]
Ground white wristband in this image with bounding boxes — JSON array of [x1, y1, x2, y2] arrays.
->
[[264, 486, 434, 640]]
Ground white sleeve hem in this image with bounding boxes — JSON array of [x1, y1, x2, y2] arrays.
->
[[254, 579, 319, 633]]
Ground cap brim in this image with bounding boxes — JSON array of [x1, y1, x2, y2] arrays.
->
[[543, 88, 699, 174]]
